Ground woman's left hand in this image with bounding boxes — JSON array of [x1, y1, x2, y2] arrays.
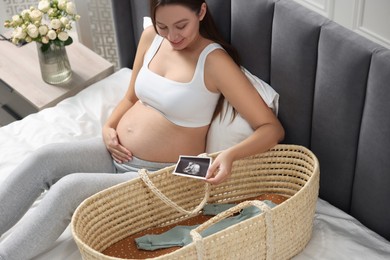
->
[[205, 151, 234, 185]]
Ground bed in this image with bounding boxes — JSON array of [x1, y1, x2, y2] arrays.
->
[[2, 0, 390, 259], [0, 69, 389, 259]]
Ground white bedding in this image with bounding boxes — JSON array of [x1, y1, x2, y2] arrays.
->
[[1, 68, 389, 259]]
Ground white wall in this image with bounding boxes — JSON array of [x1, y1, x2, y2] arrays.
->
[[294, 0, 390, 49]]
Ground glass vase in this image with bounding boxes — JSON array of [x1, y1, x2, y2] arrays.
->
[[36, 42, 72, 85]]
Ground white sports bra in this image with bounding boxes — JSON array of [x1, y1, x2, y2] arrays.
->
[[135, 35, 222, 127]]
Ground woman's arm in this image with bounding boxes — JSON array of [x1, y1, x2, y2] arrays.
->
[[102, 26, 156, 163], [204, 50, 285, 184]]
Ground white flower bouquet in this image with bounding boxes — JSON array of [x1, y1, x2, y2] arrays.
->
[[4, 0, 80, 52]]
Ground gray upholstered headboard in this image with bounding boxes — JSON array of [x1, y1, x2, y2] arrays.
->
[[112, 0, 390, 240]]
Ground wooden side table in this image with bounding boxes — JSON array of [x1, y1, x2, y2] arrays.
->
[[0, 40, 114, 126]]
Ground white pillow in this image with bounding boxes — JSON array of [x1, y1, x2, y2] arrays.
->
[[206, 68, 279, 153], [142, 17, 279, 153], [144, 16, 153, 29]]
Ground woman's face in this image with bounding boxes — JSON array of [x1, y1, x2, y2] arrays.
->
[[155, 4, 206, 50]]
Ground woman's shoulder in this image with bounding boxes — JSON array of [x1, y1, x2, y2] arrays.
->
[[138, 26, 158, 51], [198, 38, 227, 62], [204, 43, 235, 69], [203, 41, 242, 92]]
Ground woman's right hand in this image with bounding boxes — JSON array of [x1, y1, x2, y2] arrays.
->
[[103, 127, 132, 163]]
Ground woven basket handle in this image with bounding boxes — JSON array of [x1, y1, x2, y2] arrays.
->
[[138, 169, 211, 216], [189, 200, 275, 260]]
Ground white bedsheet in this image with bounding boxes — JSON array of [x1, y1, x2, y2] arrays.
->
[[1, 68, 389, 259]]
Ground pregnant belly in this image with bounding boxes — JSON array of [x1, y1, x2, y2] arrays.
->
[[116, 102, 208, 163]]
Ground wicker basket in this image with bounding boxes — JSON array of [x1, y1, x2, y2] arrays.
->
[[72, 144, 319, 260]]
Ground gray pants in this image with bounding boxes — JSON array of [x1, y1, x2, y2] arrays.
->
[[0, 138, 172, 260]]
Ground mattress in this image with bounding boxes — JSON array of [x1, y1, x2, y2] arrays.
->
[[0, 68, 389, 259]]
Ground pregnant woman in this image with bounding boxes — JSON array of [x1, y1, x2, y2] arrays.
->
[[0, 1, 284, 259]]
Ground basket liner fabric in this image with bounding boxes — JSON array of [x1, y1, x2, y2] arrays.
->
[[72, 144, 319, 260]]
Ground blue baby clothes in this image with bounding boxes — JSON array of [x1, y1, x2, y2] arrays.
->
[[135, 200, 276, 251], [202, 203, 237, 215]]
